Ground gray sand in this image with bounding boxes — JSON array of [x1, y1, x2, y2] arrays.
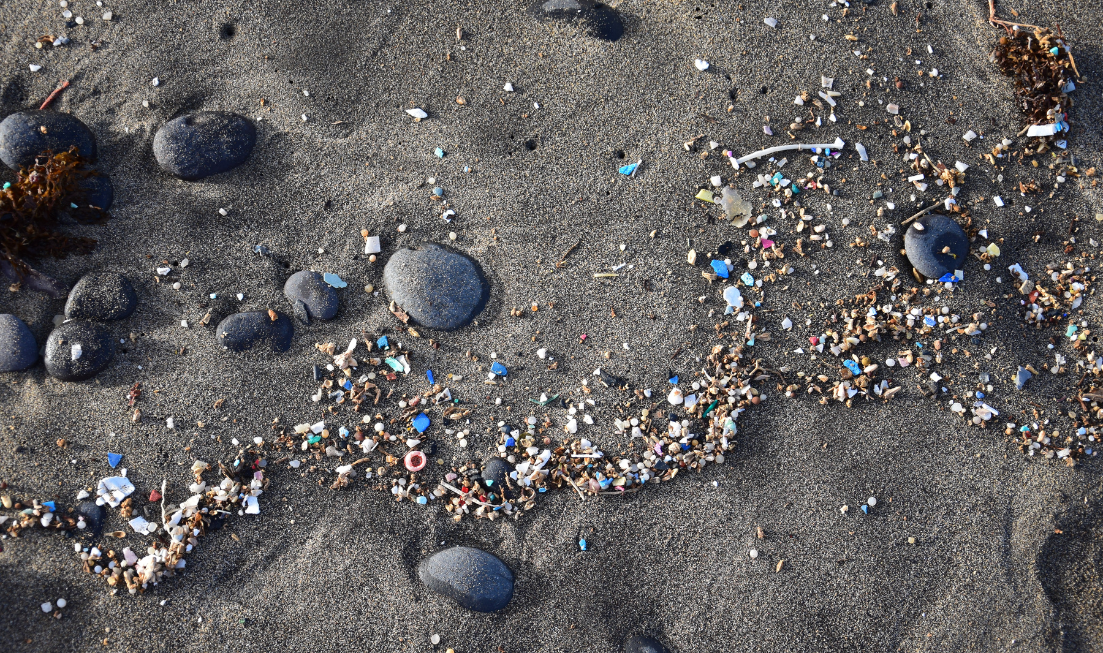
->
[[1, 0, 1102, 651]]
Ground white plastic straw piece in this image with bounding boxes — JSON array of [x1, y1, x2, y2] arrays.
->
[[733, 138, 845, 168]]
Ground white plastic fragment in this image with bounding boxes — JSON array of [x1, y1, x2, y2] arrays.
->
[[29, 64, 42, 72], [763, 17, 778, 28], [817, 90, 836, 107], [71, 344, 82, 361], [886, 103, 899, 115], [405, 108, 428, 119], [151, 77, 160, 87], [41, 602, 53, 613], [855, 142, 868, 162], [503, 82, 514, 92], [95, 476, 135, 508], [963, 130, 978, 142], [1026, 123, 1060, 137], [821, 76, 834, 89], [994, 196, 1004, 207], [694, 59, 709, 71]]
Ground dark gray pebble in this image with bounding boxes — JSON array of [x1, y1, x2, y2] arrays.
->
[[75, 500, 106, 537], [283, 271, 339, 324], [528, 0, 624, 41], [74, 172, 113, 211], [418, 546, 514, 612], [44, 321, 115, 381], [903, 213, 968, 280], [216, 311, 293, 352], [0, 110, 97, 169], [482, 457, 514, 498], [624, 635, 671, 653], [382, 243, 489, 331], [64, 272, 137, 321], [0, 314, 37, 372], [153, 111, 256, 181]]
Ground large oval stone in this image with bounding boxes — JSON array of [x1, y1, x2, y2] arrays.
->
[[418, 546, 514, 612], [153, 112, 256, 181], [904, 214, 968, 280], [283, 271, 339, 324], [0, 314, 37, 372], [624, 635, 671, 653], [44, 321, 115, 381], [528, 0, 624, 41], [0, 110, 97, 169], [383, 244, 489, 331], [215, 311, 293, 352], [64, 272, 137, 321]]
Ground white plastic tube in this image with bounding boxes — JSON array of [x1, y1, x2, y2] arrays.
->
[[732, 137, 845, 168]]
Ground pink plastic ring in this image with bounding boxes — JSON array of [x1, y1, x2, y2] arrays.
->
[[404, 450, 426, 472]]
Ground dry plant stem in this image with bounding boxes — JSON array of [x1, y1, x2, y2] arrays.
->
[[567, 477, 586, 501], [987, 0, 1042, 30], [39, 80, 70, 110], [901, 202, 943, 226]]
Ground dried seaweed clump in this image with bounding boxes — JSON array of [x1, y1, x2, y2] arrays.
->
[[0, 147, 109, 290], [991, 26, 1079, 126]]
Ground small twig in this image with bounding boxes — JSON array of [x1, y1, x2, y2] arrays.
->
[[39, 80, 70, 110], [987, 0, 1042, 30], [566, 477, 587, 501], [901, 202, 942, 226]]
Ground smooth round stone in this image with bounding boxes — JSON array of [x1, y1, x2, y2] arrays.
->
[[64, 272, 137, 321], [482, 457, 514, 497], [0, 314, 37, 372], [44, 321, 115, 381], [383, 243, 489, 331], [215, 311, 293, 353], [75, 500, 106, 537], [74, 173, 113, 211], [283, 271, 338, 324], [528, 0, 624, 41], [153, 111, 256, 181], [904, 214, 968, 280], [0, 110, 97, 169], [418, 546, 514, 612], [624, 635, 671, 653]]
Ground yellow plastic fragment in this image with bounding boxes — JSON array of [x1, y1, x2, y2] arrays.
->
[[695, 189, 715, 203], [986, 243, 1001, 257]]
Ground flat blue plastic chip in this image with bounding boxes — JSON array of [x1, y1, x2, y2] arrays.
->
[[107, 452, 123, 468], [619, 161, 640, 175], [491, 361, 508, 376], [413, 413, 431, 433], [427, 369, 435, 384], [669, 375, 679, 384], [43, 501, 56, 512], [843, 360, 862, 375], [740, 272, 755, 286], [938, 272, 960, 283], [377, 335, 389, 349], [323, 273, 347, 288], [579, 538, 588, 551], [924, 316, 937, 327], [434, 147, 445, 158], [710, 260, 729, 279]]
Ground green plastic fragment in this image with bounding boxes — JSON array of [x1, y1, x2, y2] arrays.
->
[[702, 400, 719, 417], [529, 394, 560, 406], [307, 435, 321, 444], [385, 357, 404, 372]]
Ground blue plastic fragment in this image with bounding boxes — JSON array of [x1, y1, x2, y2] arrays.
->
[[740, 272, 754, 286], [417, 495, 428, 505], [710, 260, 729, 278], [433, 186, 444, 197], [976, 391, 985, 399], [938, 272, 959, 283], [669, 375, 679, 384], [70, 202, 79, 209], [579, 538, 588, 551], [861, 505, 869, 514], [505, 437, 516, 447], [491, 361, 508, 376], [619, 160, 641, 176], [538, 487, 547, 493], [790, 183, 800, 194], [1, 182, 9, 190], [107, 452, 123, 468], [1049, 46, 1060, 56], [434, 147, 445, 158], [323, 273, 347, 288], [598, 478, 612, 489], [924, 316, 936, 327], [377, 335, 389, 349], [427, 369, 435, 384], [342, 379, 352, 390], [843, 360, 862, 375], [413, 412, 431, 433], [339, 426, 350, 439], [43, 501, 56, 512]]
